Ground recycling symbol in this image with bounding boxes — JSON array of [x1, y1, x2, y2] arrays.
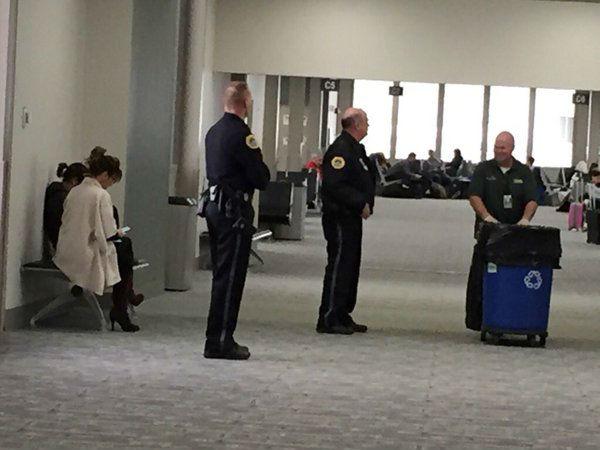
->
[[524, 270, 543, 290]]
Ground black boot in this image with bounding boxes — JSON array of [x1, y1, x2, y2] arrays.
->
[[109, 309, 140, 332]]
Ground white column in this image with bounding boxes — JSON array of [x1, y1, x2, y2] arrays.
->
[[304, 77, 322, 161], [286, 76, 306, 172], [435, 83, 445, 158], [526, 88, 536, 159], [480, 85, 491, 162], [336, 79, 354, 134], [389, 81, 400, 161]]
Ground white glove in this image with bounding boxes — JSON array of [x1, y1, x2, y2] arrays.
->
[[483, 215, 498, 223], [517, 218, 530, 226]]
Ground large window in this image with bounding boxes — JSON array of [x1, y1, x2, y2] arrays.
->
[[396, 82, 438, 160], [353, 80, 392, 157], [532, 88, 575, 167], [488, 86, 530, 162], [442, 84, 484, 163]]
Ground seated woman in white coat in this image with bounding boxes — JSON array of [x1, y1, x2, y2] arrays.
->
[[54, 147, 139, 332]]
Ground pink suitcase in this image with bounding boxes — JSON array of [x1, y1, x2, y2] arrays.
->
[[568, 202, 584, 230]]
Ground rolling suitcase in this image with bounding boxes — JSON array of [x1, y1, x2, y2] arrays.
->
[[568, 179, 584, 230]]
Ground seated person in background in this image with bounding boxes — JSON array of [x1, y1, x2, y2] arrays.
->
[[587, 169, 600, 209], [43, 162, 87, 259], [527, 156, 546, 204], [387, 152, 431, 198], [426, 149, 443, 170], [445, 148, 463, 177], [304, 153, 323, 179], [54, 147, 140, 332]]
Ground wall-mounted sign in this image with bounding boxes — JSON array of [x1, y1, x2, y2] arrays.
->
[[320, 78, 339, 92], [573, 91, 590, 105], [389, 85, 404, 96]]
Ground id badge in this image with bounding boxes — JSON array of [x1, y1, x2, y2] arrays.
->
[[503, 194, 513, 209]]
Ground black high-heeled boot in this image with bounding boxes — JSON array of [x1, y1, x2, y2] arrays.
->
[[109, 308, 140, 332]]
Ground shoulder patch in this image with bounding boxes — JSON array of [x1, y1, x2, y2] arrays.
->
[[331, 156, 345, 170], [245, 134, 259, 150]]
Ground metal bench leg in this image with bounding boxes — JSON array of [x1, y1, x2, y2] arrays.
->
[[249, 248, 265, 265], [30, 292, 76, 328], [82, 291, 108, 332]]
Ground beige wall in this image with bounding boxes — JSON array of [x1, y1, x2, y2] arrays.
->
[[5, 0, 132, 311], [81, 0, 132, 212], [215, 0, 600, 90]]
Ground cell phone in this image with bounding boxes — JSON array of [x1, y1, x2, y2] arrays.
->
[[120, 226, 131, 234]]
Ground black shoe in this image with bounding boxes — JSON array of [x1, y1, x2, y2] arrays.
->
[[204, 342, 251, 360], [350, 322, 368, 333], [316, 319, 326, 333], [342, 315, 368, 333], [318, 324, 354, 335]]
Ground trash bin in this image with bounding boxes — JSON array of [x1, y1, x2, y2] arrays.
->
[[165, 196, 198, 291], [479, 223, 562, 347]]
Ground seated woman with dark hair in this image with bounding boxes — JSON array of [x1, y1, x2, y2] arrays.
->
[[43, 162, 88, 258], [54, 147, 142, 332]]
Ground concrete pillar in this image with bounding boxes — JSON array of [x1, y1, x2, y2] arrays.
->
[[0, 0, 17, 332], [481, 86, 491, 162], [389, 82, 400, 161], [304, 77, 322, 161], [261, 75, 279, 179], [125, 0, 181, 295], [526, 88, 536, 160], [572, 93, 590, 166], [320, 86, 329, 150], [173, 0, 206, 198], [286, 76, 305, 172], [276, 76, 289, 173], [336, 79, 354, 134], [588, 91, 600, 166], [435, 83, 445, 158]]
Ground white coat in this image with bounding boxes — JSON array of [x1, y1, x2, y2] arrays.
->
[[54, 177, 120, 295]]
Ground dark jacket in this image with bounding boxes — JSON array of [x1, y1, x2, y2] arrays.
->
[[321, 130, 377, 217], [43, 182, 68, 249], [205, 113, 270, 194]]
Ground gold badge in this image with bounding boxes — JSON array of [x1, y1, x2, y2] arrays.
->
[[331, 156, 345, 170], [246, 134, 259, 149]]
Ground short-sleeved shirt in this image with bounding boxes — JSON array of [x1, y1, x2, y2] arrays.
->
[[468, 158, 537, 227]]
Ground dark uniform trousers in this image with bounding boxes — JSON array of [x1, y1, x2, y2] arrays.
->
[[465, 240, 485, 331], [205, 201, 253, 348], [319, 213, 363, 327]]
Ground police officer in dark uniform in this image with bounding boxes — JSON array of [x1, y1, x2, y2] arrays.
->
[[201, 82, 270, 359], [465, 131, 538, 331], [317, 108, 376, 335]]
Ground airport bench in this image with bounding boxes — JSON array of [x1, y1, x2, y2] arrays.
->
[[24, 259, 149, 330]]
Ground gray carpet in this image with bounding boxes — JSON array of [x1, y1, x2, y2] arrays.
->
[[2, 199, 600, 449]]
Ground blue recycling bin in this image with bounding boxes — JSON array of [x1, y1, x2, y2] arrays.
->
[[478, 223, 561, 347], [482, 264, 553, 345]]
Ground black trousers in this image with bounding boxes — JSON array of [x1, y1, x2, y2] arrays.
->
[[465, 241, 485, 331], [205, 201, 252, 348], [319, 213, 363, 327]]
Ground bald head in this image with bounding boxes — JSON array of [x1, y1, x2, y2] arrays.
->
[[341, 107, 369, 142], [494, 131, 515, 167], [223, 81, 252, 117]]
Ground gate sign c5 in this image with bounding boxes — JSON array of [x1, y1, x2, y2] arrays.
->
[[321, 79, 339, 92]]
